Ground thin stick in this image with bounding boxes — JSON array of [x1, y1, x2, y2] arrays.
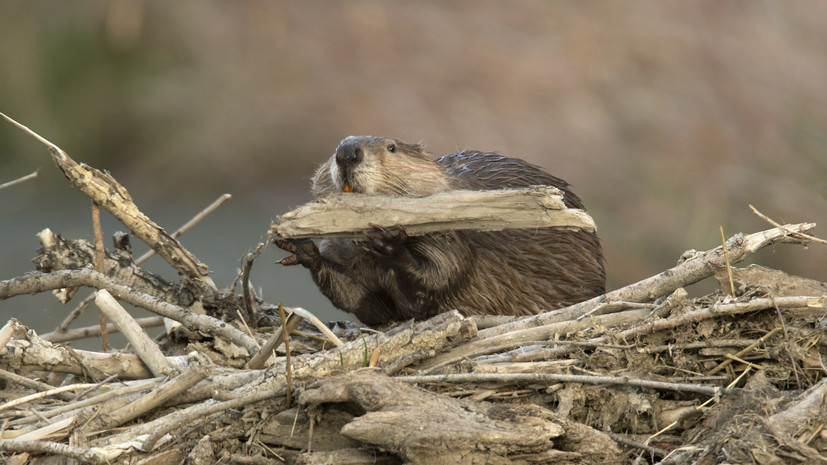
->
[[614, 299, 811, 346], [75, 373, 120, 400], [707, 328, 780, 375], [134, 193, 232, 265], [398, 373, 736, 396], [12, 378, 164, 426], [0, 113, 59, 149], [645, 367, 751, 447], [0, 112, 215, 288], [478, 223, 816, 339], [577, 301, 657, 321], [54, 294, 95, 333], [92, 202, 110, 351], [750, 204, 826, 245], [50, 194, 232, 336], [289, 329, 339, 346], [236, 309, 260, 350], [246, 312, 302, 369], [279, 303, 293, 408], [0, 384, 99, 413], [0, 268, 259, 354], [720, 226, 735, 295], [43, 316, 164, 343], [0, 439, 105, 464], [242, 253, 258, 327], [604, 431, 668, 457], [0, 368, 74, 401], [0, 169, 39, 190], [81, 355, 212, 432], [723, 353, 765, 371], [92, 202, 105, 274], [772, 297, 802, 389], [466, 339, 635, 366], [645, 338, 757, 354]]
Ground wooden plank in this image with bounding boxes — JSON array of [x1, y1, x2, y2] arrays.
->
[[271, 185, 596, 239]]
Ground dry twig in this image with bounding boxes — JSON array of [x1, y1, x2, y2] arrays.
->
[[0, 440, 106, 464], [0, 112, 216, 292], [278, 303, 293, 408], [0, 269, 258, 354], [750, 204, 827, 245], [42, 316, 164, 343], [134, 193, 232, 265], [720, 226, 735, 295], [94, 289, 174, 377], [479, 222, 816, 339], [399, 372, 737, 396], [0, 169, 39, 190]]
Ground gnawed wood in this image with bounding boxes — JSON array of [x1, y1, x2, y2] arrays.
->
[[103, 310, 478, 451], [298, 369, 621, 465], [0, 112, 215, 290], [94, 289, 175, 377], [0, 319, 189, 380], [0, 269, 259, 355], [271, 186, 596, 239], [477, 222, 817, 339], [34, 229, 195, 308]]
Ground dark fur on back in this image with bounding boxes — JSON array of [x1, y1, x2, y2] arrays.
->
[[293, 136, 605, 326]]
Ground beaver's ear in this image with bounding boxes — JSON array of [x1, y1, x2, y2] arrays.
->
[[397, 140, 429, 158]]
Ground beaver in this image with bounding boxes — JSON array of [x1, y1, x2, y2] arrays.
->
[[276, 135, 605, 326]]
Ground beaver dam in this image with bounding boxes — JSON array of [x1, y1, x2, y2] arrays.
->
[[1, 115, 826, 464]]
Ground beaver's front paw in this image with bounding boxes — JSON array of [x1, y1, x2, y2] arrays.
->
[[274, 238, 322, 271], [362, 224, 416, 270]]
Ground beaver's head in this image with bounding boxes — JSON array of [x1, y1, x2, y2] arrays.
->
[[312, 136, 450, 197]]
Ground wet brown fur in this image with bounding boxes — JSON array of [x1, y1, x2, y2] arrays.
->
[[304, 136, 605, 325]]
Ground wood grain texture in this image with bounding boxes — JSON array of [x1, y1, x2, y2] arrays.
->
[[272, 186, 596, 239]]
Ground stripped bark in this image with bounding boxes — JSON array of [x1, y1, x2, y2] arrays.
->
[[271, 185, 596, 239]]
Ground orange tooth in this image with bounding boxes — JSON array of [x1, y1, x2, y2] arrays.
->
[[343, 182, 353, 193]]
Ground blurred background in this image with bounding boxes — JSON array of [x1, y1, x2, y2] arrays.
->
[[1, 1, 826, 341]]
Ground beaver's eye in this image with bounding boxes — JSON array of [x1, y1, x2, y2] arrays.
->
[[387, 144, 396, 153]]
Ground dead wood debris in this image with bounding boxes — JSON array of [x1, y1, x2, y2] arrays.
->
[[271, 185, 597, 238], [1, 113, 826, 464]]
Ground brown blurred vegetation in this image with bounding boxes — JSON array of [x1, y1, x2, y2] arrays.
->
[[1, 1, 826, 293]]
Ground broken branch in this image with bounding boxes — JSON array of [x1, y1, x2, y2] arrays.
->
[[479, 223, 817, 338], [0, 269, 258, 354], [0, 112, 215, 289], [271, 185, 596, 239]]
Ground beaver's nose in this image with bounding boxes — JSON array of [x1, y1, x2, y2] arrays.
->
[[335, 142, 363, 168]]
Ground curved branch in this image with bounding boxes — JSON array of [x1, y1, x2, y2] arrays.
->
[[1, 112, 214, 290], [0, 269, 257, 354], [480, 223, 817, 338]]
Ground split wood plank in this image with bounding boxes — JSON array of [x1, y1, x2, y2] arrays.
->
[[271, 185, 596, 239]]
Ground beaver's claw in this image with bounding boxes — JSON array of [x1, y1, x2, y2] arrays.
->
[[274, 238, 322, 271], [362, 224, 416, 269]]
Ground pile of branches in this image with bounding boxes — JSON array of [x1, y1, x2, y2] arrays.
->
[[1, 114, 826, 464]]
